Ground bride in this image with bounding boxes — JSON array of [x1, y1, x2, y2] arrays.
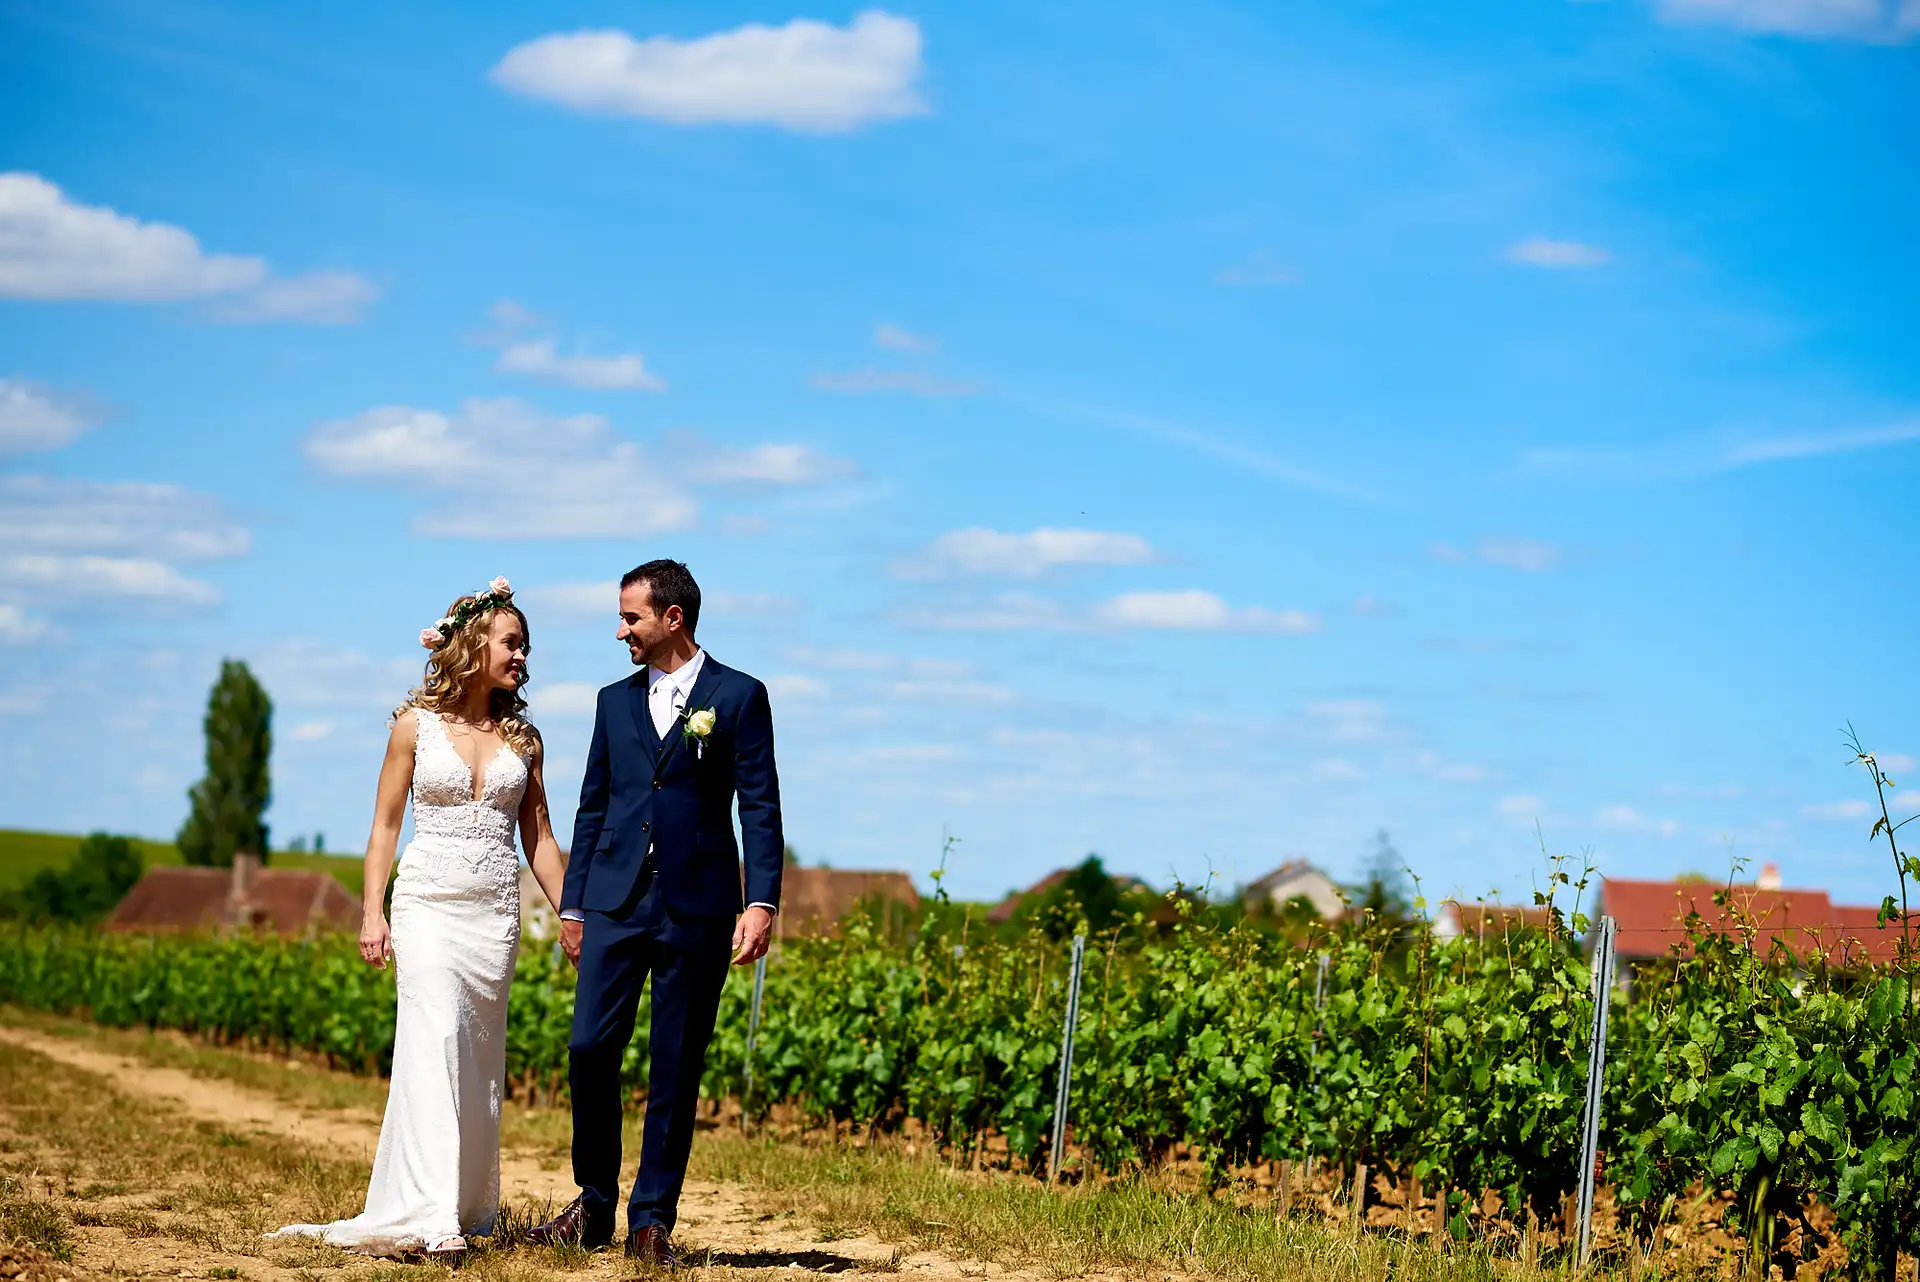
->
[[273, 577, 566, 1260]]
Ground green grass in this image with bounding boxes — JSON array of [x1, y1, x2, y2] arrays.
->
[[0, 828, 363, 894], [0, 1006, 1709, 1280]]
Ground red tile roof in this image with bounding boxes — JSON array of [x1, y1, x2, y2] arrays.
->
[[985, 867, 1153, 924], [777, 867, 921, 937], [106, 859, 362, 936], [1438, 900, 1555, 937], [1598, 876, 1910, 966]]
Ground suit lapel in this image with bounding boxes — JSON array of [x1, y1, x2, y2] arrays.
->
[[627, 672, 661, 765], [654, 656, 724, 776], [684, 655, 724, 725]]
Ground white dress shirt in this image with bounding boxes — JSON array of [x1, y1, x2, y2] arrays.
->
[[561, 648, 776, 922], [648, 648, 706, 738]]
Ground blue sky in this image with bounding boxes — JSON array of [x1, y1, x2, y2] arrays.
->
[[2, 0, 1916, 907]]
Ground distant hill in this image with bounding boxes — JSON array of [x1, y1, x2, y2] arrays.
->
[[0, 829, 362, 894]]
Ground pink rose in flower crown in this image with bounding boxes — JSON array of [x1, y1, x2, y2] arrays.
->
[[419, 628, 444, 650], [488, 576, 512, 597]]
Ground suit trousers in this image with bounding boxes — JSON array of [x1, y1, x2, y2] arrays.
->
[[567, 873, 732, 1235]]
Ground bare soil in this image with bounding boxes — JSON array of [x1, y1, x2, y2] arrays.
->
[[0, 1026, 1083, 1282]]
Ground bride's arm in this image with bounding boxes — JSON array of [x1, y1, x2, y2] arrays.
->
[[518, 732, 567, 915], [360, 710, 417, 969]]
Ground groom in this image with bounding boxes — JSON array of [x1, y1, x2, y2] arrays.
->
[[528, 559, 782, 1266]]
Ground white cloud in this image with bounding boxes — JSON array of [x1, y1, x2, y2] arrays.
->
[[0, 380, 100, 454], [809, 367, 980, 397], [1655, 0, 1916, 39], [0, 474, 249, 562], [1875, 753, 1916, 774], [1217, 252, 1297, 286], [1595, 804, 1680, 836], [496, 338, 665, 391], [1313, 759, 1362, 783], [1305, 700, 1389, 744], [1431, 537, 1560, 572], [780, 647, 900, 672], [0, 604, 52, 644], [902, 590, 1320, 635], [522, 582, 617, 618], [490, 10, 927, 133], [1505, 237, 1611, 269], [684, 440, 857, 485], [1802, 799, 1873, 821], [525, 581, 797, 626], [1477, 538, 1561, 573], [875, 323, 936, 352], [767, 674, 831, 701], [1417, 750, 1488, 783], [209, 270, 379, 325], [530, 681, 601, 718], [1496, 794, 1547, 822], [0, 173, 376, 321], [1092, 590, 1321, 634], [1524, 420, 1920, 482], [4, 554, 219, 605], [890, 679, 1016, 705], [865, 744, 955, 763], [902, 527, 1158, 578], [287, 720, 334, 742], [1892, 790, 1920, 811], [0, 172, 262, 300], [304, 399, 851, 538]]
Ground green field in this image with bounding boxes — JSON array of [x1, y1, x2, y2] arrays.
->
[[0, 828, 363, 894]]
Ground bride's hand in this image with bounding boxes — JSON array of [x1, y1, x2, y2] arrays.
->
[[360, 916, 393, 969]]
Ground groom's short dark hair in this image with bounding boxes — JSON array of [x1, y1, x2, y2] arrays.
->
[[622, 559, 701, 636]]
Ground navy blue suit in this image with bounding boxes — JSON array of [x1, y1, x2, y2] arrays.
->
[[563, 654, 782, 1236]]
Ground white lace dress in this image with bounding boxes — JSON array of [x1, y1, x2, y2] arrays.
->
[[272, 708, 526, 1255]]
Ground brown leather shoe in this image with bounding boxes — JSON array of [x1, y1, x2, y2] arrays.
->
[[624, 1224, 678, 1270], [525, 1196, 614, 1250]]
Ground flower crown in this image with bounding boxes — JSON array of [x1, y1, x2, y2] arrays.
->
[[419, 577, 514, 650]]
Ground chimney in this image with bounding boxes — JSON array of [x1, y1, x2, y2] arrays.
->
[[228, 852, 261, 928], [1757, 861, 1781, 890]]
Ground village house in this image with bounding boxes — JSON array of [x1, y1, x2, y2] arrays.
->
[[1430, 899, 1556, 940], [985, 866, 1153, 925], [107, 853, 362, 936], [1242, 859, 1345, 921], [1596, 863, 1906, 967], [776, 866, 921, 937]]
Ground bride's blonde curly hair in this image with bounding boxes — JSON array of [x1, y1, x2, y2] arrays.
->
[[396, 593, 540, 758]]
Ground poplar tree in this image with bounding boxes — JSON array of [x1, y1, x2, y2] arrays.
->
[[177, 659, 273, 866]]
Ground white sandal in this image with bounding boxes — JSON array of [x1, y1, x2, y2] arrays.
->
[[425, 1234, 467, 1264]]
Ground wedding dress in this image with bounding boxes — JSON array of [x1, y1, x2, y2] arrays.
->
[[272, 708, 526, 1255]]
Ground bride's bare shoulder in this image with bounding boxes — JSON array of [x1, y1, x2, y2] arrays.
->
[[388, 706, 422, 745]]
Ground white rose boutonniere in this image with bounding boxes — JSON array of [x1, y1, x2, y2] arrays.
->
[[683, 707, 718, 759]]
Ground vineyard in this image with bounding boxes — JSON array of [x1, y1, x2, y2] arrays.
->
[[2, 859, 1916, 1280]]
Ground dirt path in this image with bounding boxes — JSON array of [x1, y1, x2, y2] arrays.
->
[[0, 1026, 1032, 1281]]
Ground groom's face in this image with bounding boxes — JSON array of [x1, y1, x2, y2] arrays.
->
[[617, 581, 676, 666]]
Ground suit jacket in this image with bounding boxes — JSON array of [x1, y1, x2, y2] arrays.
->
[[563, 655, 783, 920]]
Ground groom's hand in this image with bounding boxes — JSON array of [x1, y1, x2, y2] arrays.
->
[[731, 905, 774, 966], [559, 918, 583, 969]]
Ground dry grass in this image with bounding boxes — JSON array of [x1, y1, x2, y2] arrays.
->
[[685, 1132, 1716, 1282], [0, 1036, 367, 1262], [0, 1007, 1737, 1281]]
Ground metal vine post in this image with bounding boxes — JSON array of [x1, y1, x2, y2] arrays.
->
[[1048, 932, 1087, 1182], [1575, 915, 1617, 1268]]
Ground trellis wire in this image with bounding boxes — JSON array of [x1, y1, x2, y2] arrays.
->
[[1047, 932, 1088, 1182], [1575, 915, 1617, 1268], [742, 951, 768, 1127]]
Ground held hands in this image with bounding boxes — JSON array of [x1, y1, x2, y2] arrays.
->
[[731, 905, 774, 966], [360, 915, 393, 969], [559, 918, 583, 969]]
